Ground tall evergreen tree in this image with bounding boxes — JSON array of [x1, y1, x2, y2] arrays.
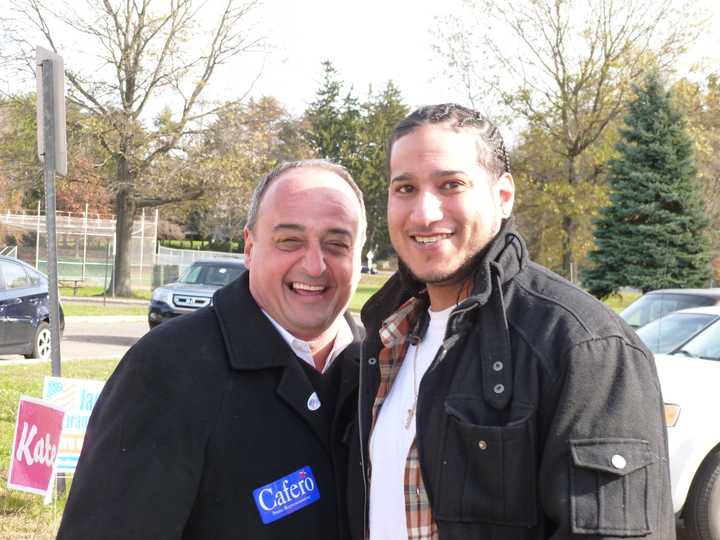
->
[[304, 63, 408, 257], [584, 72, 711, 297], [353, 82, 408, 256], [304, 61, 361, 165]]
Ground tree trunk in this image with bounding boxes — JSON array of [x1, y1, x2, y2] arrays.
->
[[562, 214, 576, 282], [111, 155, 136, 297], [562, 156, 578, 281]]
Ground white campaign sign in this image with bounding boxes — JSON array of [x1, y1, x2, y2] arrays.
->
[[42, 377, 105, 473]]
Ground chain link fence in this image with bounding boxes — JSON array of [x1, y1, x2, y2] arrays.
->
[[1, 206, 158, 290], [153, 245, 244, 286]]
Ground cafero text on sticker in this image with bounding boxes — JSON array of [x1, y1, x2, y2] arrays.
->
[[252, 466, 320, 524]]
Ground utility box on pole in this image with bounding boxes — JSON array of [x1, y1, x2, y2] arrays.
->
[[36, 46, 67, 384]]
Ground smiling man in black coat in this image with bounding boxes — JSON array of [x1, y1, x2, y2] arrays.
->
[[347, 105, 674, 540], [58, 159, 366, 539]]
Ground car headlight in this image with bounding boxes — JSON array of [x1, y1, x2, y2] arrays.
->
[[151, 288, 174, 305], [664, 403, 681, 427]]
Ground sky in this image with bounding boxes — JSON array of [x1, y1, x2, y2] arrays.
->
[[207, 0, 466, 115], [3, 0, 719, 120], [208, 0, 720, 116]]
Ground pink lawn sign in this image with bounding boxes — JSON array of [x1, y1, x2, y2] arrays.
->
[[7, 396, 66, 495]]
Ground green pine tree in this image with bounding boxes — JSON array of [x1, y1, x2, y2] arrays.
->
[[584, 71, 711, 298], [353, 82, 408, 257], [304, 63, 408, 257], [304, 61, 360, 164]]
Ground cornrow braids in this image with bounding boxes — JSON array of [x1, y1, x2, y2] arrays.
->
[[387, 103, 511, 179]]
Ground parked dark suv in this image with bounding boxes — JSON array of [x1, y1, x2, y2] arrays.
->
[[148, 258, 246, 328], [619, 288, 720, 329], [0, 255, 65, 360]]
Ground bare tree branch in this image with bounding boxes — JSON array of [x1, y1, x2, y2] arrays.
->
[[1, 0, 264, 295], [433, 0, 707, 277]]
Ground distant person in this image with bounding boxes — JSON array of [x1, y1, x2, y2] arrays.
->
[[366, 249, 375, 273], [58, 160, 365, 539], [348, 104, 674, 539]]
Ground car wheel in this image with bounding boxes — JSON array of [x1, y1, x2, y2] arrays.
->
[[24, 321, 52, 360], [685, 449, 720, 540]]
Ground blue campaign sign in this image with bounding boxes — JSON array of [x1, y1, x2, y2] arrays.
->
[[252, 466, 320, 524], [42, 376, 105, 473]]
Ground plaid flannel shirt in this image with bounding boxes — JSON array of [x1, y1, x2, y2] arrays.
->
[[370, 297, 439, 540]]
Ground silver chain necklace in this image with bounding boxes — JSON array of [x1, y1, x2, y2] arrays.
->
[[404, 342, 421, 430]]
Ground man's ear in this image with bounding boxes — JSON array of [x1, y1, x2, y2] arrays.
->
[[243, 226, 254, 266], [496, 172, 515, 218]]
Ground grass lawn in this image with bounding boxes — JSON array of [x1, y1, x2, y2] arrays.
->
[[61, 302, 147, 317], [0, 359, 120, 539], [58, 278, 636, 317], [604, 290, 641, 313], [349, 273, 389, 312], [60, 286, 151, 301]]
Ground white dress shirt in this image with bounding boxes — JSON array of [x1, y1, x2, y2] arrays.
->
[[262, 310, 354, 373]]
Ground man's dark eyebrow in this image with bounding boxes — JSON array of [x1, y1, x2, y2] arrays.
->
[[390, 173, 415, 184], [432, 169, 468, 178], [390, 170, 469, 183], [272, 223, 304, 233], [326, 228, 353, 239], [273, 224, 353, 239]]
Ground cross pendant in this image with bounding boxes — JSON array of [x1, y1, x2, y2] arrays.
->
[[405, 405, 416, 429]]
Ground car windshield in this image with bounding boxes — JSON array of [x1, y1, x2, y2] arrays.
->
[[180, 263, 245, 287], [637, 312, 718, 353], [675, 320, 720, 361], [620, 293, 716, 329]]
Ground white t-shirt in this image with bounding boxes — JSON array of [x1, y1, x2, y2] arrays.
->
[[368, 305, 453, 540]]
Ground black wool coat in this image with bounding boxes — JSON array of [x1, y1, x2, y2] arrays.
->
[[58, 272, 360, 540], [346, 221, 675, 540]]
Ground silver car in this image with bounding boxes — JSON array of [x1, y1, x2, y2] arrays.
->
[[148, 258, 246, 328]]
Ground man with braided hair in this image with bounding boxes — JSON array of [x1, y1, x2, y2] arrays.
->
[[345, 104, 674, 539]]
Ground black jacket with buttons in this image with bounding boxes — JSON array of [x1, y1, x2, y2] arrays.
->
[[58, 272, 360, 540], [347, 220, 675, 539]]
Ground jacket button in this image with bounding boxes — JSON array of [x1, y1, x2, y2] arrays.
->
[[492, 361, 503, 371], [493, 384, 504, 394], [478, 440, 488, 450], [611, 454, 627, 469], [368, 357, 377, 365]]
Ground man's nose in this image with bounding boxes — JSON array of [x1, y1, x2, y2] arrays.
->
[[411, 190, 443, 226], [301, 242, 327, 276]]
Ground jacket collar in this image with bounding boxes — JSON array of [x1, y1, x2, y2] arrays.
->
[[213, 271, 363, 371], [361, 218, 527, 330]]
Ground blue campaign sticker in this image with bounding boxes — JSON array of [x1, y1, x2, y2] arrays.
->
[[252, 466, 321, 524]]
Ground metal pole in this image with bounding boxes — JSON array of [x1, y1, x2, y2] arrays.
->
[[139, 208, 145, 288], [82, 203, 88, 281], [153, 209, 159, 264], [41, 59, 62, 380], [35, 200, 41, 269], [103, 240, 110, 306], [112, 231, 116, 297]]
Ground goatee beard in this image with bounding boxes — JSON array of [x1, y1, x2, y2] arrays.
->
[[398, 244, 491, 295]]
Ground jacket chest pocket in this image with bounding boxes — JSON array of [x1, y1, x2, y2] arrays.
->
[[433, 397, 538, 526], [570, 439, 656, 536]]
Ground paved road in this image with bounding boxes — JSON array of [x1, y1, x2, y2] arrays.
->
[[0, 316, 149, 365]]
